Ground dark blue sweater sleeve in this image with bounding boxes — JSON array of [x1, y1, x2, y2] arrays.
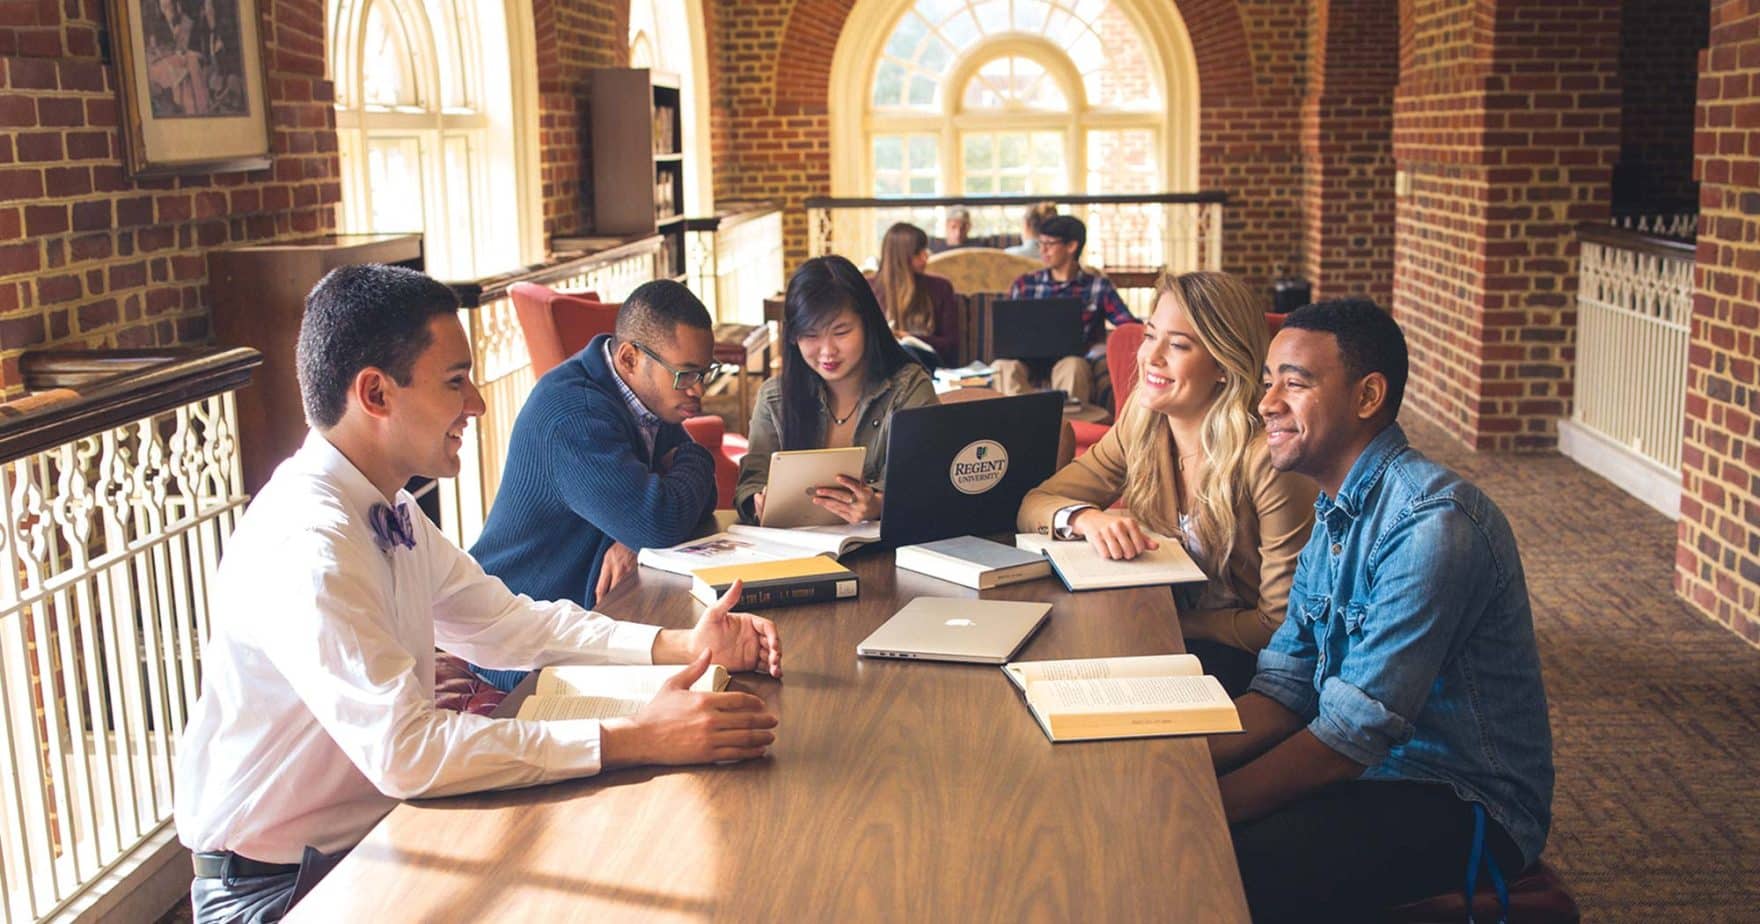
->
[[543, 403, 717, 550]]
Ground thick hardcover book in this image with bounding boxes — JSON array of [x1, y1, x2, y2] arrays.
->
[[895, 535, 1051, 589], [689, 555, 859, 609]]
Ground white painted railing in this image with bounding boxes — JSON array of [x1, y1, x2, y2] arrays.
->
[[1563, 223, 1695, 517], [0, 348, 259, 923]]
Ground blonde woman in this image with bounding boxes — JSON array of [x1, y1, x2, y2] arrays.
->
[[871, 222, 961, 367], [1017, 271, 1316, 694]]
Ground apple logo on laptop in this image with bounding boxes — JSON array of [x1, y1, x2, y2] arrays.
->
[[944, 618, 977, 627]]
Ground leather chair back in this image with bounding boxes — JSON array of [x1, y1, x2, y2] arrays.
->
[[508, 281, 616, 377]]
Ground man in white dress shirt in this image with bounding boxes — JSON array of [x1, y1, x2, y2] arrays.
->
[[175, 264, 782, 923]]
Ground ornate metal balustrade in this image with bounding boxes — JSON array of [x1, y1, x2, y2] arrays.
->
[[686, 201, 786, 325], [803, 191, 1227, 292], [0, 348, 261, 923], [1562, 223, 1695, 517]]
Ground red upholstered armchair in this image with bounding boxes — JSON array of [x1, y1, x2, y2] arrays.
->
[[1068, 323, 1146, 457], [507, 281, 746, 508]]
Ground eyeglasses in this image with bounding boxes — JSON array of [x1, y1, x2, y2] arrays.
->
[[631, 340, 727, 390]]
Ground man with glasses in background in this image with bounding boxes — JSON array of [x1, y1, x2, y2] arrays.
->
[[468, 279, 725, 690]]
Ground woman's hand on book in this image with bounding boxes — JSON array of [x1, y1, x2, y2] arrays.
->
[[601, 650, 778, 768], [688, 579, 784, 678], [1071, 509, 1160, 561], [811, 475, 883, 524]]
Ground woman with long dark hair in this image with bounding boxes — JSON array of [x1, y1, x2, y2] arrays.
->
[[871, 222, 961, 367], [735, 255, 938, 524]]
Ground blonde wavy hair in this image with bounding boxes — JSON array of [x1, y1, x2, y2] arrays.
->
[[1116, 271, 1269, 574]]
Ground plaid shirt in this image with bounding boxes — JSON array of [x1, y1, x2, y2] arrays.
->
[[604, 340, 662, 459], [1008, 269, 1138, 344]]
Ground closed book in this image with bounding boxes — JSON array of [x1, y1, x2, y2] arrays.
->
[[895, 536, 1051, 590], [690, 555, 859, 609]]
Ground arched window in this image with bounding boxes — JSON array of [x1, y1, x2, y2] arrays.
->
[[329, 0, 539, 279], [865, 0, 1165, 200]]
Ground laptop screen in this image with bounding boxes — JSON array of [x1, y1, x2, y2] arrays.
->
[[880, 391, 1064, 547], [989, 297, 1086, 360]]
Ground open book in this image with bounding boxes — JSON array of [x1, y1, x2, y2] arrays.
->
[[1015, 532, 1208, 591], [638, 522, 880, 577], [1003, 654, 1242, 742], [514, 664, 729, 721]]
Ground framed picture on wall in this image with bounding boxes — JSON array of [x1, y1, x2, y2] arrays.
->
[[107, 0, 274, 177]]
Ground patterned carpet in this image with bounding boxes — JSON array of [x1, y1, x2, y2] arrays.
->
[[1402, 418, 1760, 923], [156, 417, 1760, 923]]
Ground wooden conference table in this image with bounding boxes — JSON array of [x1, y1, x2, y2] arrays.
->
[[291, 551, 1249, 922]]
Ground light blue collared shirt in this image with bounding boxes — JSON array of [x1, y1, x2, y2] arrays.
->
[[1250, 423, 1554, 867]]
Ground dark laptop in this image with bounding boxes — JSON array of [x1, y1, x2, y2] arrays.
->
[[880, 392, 1064, 547], [989, 297, 1086, 360]]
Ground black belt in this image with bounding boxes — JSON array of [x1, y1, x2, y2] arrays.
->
[[192, 851, 301, 880]]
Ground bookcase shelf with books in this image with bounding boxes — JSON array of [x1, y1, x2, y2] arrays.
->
[[591, 68, 688, 282]]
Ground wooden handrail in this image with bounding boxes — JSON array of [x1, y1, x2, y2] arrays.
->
[[803, 191, 1229, 209], [1576, 222, 1696, 260], [683, 199, 783, 233], [1, 347, 262, 464], [449, 234, 666, 308]]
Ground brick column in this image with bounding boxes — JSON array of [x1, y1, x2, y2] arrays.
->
[[1393, 0, 1621, 450], [1301, 0, 1398, 308], [1676, 0, 1760, 645]]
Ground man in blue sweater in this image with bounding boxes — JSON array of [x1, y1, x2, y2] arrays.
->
[[469, 279, 722, 690]]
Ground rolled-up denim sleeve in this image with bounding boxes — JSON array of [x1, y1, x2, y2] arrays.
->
[[1248, 591, 1321, 719], [1306, 501, 1500, 768]]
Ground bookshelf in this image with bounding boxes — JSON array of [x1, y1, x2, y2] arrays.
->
[[590, 68, 687, 281]]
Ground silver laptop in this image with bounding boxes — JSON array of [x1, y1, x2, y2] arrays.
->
[[857, 597, 1052, 664]]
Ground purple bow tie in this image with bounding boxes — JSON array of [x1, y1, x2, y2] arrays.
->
[[368, 502, 417, 552]]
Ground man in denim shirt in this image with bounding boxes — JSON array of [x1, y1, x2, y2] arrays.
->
[[1210, 300, 1553, 921]]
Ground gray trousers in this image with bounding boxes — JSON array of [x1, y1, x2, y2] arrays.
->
[[190, 847, 345, 924]]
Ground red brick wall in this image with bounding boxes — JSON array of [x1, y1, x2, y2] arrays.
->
[[708, 0, 1308, 289], [534, 0, 631, 238], [1302, 0, 1398, 308], [1392, 0, 1621, 451], [1676, 0, 1760, 645], [1614, 0, 1708, 214], [0, 0, 339, 394]]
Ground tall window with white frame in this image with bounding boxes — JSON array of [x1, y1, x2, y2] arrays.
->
[[329, 0, 529, 279], [867, 0, 1164, 237]]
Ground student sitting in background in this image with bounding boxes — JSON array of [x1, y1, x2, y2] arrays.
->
[[737, 255, 938, 525], [1018, 271, 1315, 695], [871, 222, 961, 368], [994, 215, 1138, 405], [929, 206, 974, 253], [1004, 201, 1058, 259], [1212, 300, 1552, 921], [467, 280, 722, 691]]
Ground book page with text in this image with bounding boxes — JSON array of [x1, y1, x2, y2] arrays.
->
[[516, 695, 647, 722], [1028, 674, 1229, 713], [1005, 654, 1202, 690]]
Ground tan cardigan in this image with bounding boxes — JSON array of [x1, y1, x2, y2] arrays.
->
[[1017, 424, 1317, 652]]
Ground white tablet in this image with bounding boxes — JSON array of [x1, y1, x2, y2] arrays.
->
[[760, 446, 868, 528]]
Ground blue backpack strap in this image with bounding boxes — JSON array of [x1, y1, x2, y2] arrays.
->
[[1464, 803, 1511, 924]]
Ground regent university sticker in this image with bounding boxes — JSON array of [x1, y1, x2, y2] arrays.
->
[[949, 440, 1008, 495]]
